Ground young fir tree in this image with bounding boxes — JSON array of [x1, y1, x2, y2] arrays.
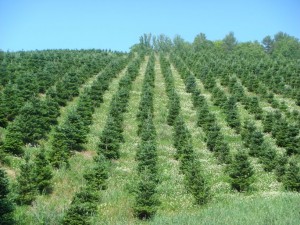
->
[[33, 147, 53, 194], [134, 167, 160, 220], [229, 150, 254, 192], [49, 126, 71, 168], [224, 97, 241, 133], [0, 168, 15, 225], [84, 154, 109, 191], [167, 92, 180, 126], [262, 112, 274, 133], [214, 139, 231, 164], [16, 156, 36, 205], [62, 187, 99, 225], [63, 111, 87, 151], [98, 117, 121, 160], [3, 123, 24, 156], [283, 159, 300, 192], [259, 143, 277, 172], [275, 153, 288, 182], [185, 161, 211, 205]]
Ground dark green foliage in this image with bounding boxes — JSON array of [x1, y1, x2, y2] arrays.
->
[[2, 123, 24, 156], [185, 161, 211, 205], [262, 112, 274, 133], [224, 97, 241, 133], [214, 139, 231, 164], [211, 86, 227, 108], [244, 97, 263, 120], [56, 72, 80, 106], [167, 92, 180, 126], [0, 83, 21, 124], [134, 167, 160, 220], [206, 124, 221, 152], [33, 148, 53, 194], [0, 168, 15, 225], [136, 140, 158, 177], [49, 127, 71, 168], [77, 92, 94, 127], [12, 100, 48, 144], [98, 117, 121, 160], [16, 156, 36, 205], [84, 154, 109, 191], [283, 159, 300, 192], [241, 120, 264, 157], [185, 74, 196, 93], [229, 150, 254, 192], [275, 154, 288, 182], [191, 89, 204, 108], [44, 94, 60, 126], [259, 144, 278, 172], [272, 117, 299, 154], [62, 187, 99, 225], [15, 73, 39, 102]]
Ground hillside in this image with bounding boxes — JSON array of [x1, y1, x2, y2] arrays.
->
[[0, 33, 300, 225]]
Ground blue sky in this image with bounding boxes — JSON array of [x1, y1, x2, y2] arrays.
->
[[0, 0, 299, 52]]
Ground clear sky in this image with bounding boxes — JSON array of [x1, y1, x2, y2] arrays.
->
[[1, 0, 299, 52]]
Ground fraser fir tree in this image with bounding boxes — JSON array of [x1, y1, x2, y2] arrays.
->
[[185, 161, 211, 205], [259, 143, 277, 172], [33, 148, 53, 194], [84, 154, 109, 191], [0, 168, 15, 225], [62, 187, 99, 225], [283, 159, 300, 192], [49, 127, 71, 168], [134, 167, 160, 220], [229, 150, 254, 192], [16, 156, 36, 205], [98, 117, 121, 160], [167, 92, 180, 126], [3, 123, 24, 156]]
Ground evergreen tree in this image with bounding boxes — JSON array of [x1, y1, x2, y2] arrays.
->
[[43, 95, 60, 126], [262, 112, 274, 133], [84, 154, 109, 191], [134, 167, 160, 220], [224, 97, 241, 133], [77, 92, 94, 127], [259, 144, 277, 172], [275, 153, 288, 182], [283, 159, 300, 192], [62, 187, 99, 225], [0, 168, 15, 225], [49, 127, 70, 168], [214, 139, 231, 164], [33, 148, 53, 194], [63, 111, 87, 151], [185, 161, 211, 205], [98, 117, 121, 160], [3, 123, 24, 156], [229, 150, 254, 192], [16, 156, 36, 205], [167, 92, 180, 126]]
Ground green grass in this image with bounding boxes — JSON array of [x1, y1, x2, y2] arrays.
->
[[150, 192, 300, 225]]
